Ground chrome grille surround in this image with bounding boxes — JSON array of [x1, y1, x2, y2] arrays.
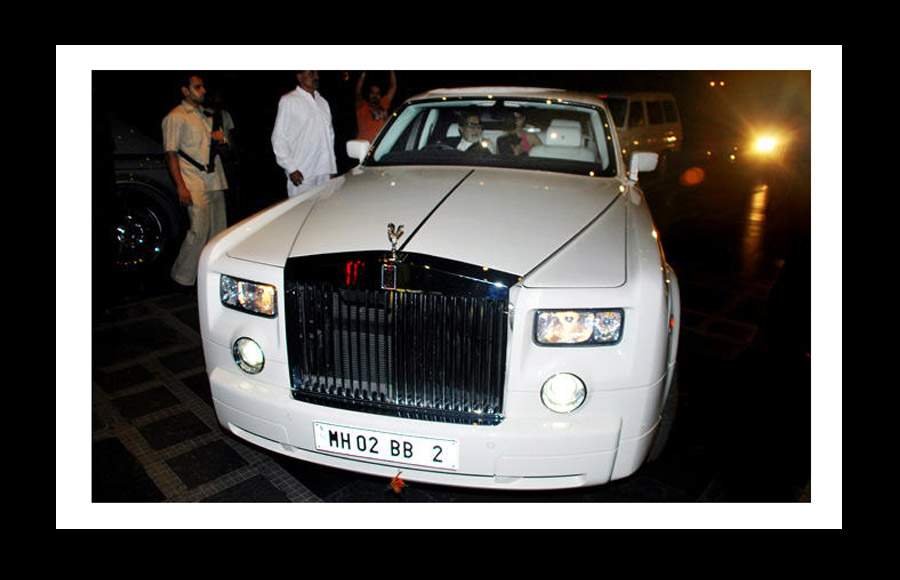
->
[[285, 252, 519, 426]]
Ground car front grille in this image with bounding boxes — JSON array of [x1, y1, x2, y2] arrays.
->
[[284, 253, 519, 426]]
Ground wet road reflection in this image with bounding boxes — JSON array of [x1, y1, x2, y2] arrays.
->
[[741, 182, 770, 277]]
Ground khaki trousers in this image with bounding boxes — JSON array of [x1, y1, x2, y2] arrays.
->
[[170, 189, 227, 286]]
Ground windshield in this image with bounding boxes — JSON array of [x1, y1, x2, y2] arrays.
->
[[367, 97, 618, 177]]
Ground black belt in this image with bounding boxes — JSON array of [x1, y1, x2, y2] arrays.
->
[[178, 150, 216, 173]]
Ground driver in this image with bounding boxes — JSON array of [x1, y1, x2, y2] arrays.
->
[[451, 108, 495, 155]]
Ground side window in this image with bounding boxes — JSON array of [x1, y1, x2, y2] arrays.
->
[[646, 101, 664, 125], [662, 100, 679, 123], [627, 101, 645, 128]]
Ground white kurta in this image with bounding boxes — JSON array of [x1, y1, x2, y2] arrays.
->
[[271, 87, 337, 197]]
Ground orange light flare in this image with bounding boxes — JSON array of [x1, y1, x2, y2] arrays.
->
[[679, 166, 706, 186]]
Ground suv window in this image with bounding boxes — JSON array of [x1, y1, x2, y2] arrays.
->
[[662, 100, 679, 123], [646, 101, 664, 125], [627, 101, 645, 128]]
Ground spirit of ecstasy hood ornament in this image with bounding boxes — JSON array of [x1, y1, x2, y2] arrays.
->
[[383, 223, 405, 290], [387, 223, 405, 261]]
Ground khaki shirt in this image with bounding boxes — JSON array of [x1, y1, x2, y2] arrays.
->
[[162, 101, 228, 199]]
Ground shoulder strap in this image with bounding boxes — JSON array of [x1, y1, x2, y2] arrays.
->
[[178, 149, 210, 173]]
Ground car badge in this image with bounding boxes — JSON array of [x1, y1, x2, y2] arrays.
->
[[381, 262, 397, 290]]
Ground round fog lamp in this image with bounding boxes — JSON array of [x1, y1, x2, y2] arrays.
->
[[233, 337, 265, 374], [541, 373, 586, 413]]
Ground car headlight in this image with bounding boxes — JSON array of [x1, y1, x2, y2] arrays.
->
[[220, 275, 277, 317], [534, 309, 623, 345]]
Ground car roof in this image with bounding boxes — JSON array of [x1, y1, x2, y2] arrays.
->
[[407, 87, 608, 108]]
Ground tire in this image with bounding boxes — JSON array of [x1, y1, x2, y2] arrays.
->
[[110, 180, 185, 273]]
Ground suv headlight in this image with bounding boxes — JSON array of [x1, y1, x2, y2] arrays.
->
[[534, 309, 623, 345], [220, 275, 277, 317], [754, 136, 778, 153]]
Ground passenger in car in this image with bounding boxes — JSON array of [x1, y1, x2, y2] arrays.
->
[[505, 110, 542, 153], [497, 133, 527, 157]]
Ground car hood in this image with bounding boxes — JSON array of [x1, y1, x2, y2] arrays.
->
[[227, 166, 626, 286]]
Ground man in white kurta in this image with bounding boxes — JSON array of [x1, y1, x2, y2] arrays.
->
[[162, 75, 229, 286], [271, 71, 337, 198]]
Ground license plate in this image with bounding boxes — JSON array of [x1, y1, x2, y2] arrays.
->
[[313, 421, 459, 471]]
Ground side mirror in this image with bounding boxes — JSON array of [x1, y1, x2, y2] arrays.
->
[[628, 151, 659, 181], [346, 139, 371, 164]]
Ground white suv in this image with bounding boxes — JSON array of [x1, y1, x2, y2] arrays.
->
[[602, 91, 683, 164]]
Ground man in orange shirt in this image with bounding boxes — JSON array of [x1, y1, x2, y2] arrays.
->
[[355, 71, 397, 143]]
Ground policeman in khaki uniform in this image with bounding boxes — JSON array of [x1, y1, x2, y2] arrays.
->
[[162, 74, 229, 287]]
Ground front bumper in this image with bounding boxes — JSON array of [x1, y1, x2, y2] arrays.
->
[[206, 344, 665, 490]]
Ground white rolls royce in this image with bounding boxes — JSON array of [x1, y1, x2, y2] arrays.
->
[[198, 87, 681, 490]]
